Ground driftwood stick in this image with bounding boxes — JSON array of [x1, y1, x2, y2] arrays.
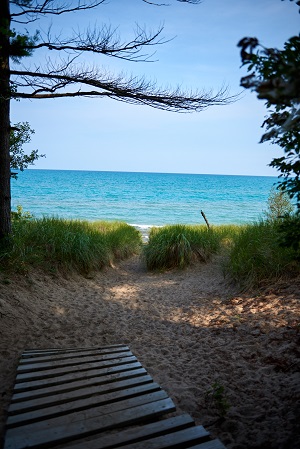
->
[[201, 210, 210, 229]]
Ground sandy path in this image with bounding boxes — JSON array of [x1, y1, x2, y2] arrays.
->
[[0, 256, 299, 449]]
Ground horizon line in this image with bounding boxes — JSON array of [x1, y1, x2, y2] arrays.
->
[[23, 168, 279, 179]]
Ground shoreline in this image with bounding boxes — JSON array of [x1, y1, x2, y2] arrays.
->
[[130, 223, 159, 242]]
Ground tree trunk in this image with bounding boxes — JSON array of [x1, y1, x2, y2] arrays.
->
[[0, 0, 12, 240]]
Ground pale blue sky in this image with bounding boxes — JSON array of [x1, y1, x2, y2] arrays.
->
[[11, 0, 299, 176]]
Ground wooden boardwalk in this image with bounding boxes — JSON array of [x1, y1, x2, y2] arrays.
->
[[4, 345, 226, 449]]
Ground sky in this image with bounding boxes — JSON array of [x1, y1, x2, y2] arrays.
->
[[10, 0, 299, 176]]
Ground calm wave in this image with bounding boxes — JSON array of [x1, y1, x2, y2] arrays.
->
[[11, 170, 278, 227]]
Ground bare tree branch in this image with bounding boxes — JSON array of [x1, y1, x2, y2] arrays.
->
[[9, 1, 234, 112], [11, 68, 234, 111], [10, 1, 107, 21], [142, 0, 170, 5], [177, 0, 202, 3], [9, 1, 235, 112], [11, 0, 201, 23], [28, 24, 170, 62]]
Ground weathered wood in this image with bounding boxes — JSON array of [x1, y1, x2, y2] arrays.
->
[[7, 376, 160, 427], [14, 356, 142, 392], [17, 350, 133, 373], [21, 344, 127, 357], [60, 414, 196, 449], [115, 425, 210, 448], [6, 385, 167, 428], [12, 367, 147, 402], [4, 396, 175, 449], [187, 440, 227, 449], [16, 355, 138, 382], [19, 346, 130, 364], [4, 346, 227, 449], [8, 374, 153, 415], [201, 210, 210, 229]]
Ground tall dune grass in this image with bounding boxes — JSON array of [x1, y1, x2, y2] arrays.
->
[[1, 215, 299, 287], [143, 222, 299, 287], [143, 224, 239, 270], [224, 220, 299, 288], [0, 218, 142, 274]]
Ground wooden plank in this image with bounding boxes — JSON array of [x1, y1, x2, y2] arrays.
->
[[58, 414, 197, 449], [8, 390, 170, 430], [4, 395, 175, 449], [14, 360, 142, 392], [9, 374, 153, 414], [22, 344, 127, 357], [22, 345, 129, 355], [4, 346, 227, 449], [17, 351, 133, 373], [114, 425, 210, 448], [188, 440, 227, 449], [6, 382, 163, 428], [11, 367, 147, 402], [15, 355, 138, 382], [19, 347, 130, 365]]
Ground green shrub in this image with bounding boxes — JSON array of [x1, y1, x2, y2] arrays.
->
[[0, 218, 142, 274], [205, 382, 231, 418], [277, 213, 300, 259], [264, 186, 294, 222], [11, 204, 33, 221]]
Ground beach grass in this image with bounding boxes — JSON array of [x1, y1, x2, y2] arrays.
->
[[224, 220, 299, 288], [143, 224, 235, 270], [0, 217, 142, 274], [90, 221, 143, 260], [1, 214, 299, 287], [144, 222, 299, 287]]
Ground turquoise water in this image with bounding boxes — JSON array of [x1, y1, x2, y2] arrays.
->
[[11, 170, 278, 228]]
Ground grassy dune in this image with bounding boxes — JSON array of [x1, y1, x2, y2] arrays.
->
[[143, 224, 238, 270], [0, 218, 142, 274], [1, 215, 299, 287], [144, 222, 299, 287]]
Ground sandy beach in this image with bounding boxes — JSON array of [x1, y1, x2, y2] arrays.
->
[[0, 255, 299, 449]]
